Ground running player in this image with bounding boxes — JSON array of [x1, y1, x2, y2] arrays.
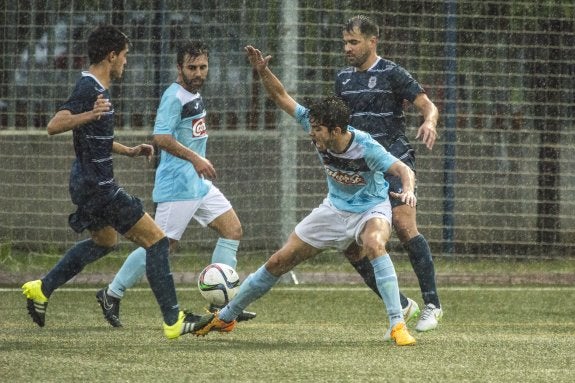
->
[[95, 40, 255, 327], [21, 25, 209, 339]]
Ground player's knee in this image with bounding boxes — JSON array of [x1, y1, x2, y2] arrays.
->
[[226, 224, 243, 241], [265, 253, 294, 276], [91, 231, 118, 248], [362, 241, 387, 259], [393, 221, 420, 243]]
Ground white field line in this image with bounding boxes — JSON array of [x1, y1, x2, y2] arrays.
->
[[2, 286, 575, 293]]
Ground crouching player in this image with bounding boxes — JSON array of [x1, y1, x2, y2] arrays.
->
[[191, 45, 417, 345]]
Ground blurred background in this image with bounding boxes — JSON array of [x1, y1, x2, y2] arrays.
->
[[0, 0, 573, 259]]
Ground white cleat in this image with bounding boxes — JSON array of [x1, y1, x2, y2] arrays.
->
[[415, 303, 443, 332]]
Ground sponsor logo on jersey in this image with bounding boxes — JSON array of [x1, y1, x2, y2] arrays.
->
[[325, 167, 366, 185], [368, 76, 377, 89], [192, 117, 207, 137], [342, 79, 351, 85]]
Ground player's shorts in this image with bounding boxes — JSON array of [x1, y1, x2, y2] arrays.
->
[[68, 188, 145, 235], [385, 137, 418, 208], [294, 197, 392, 251], [153, 185, 232, 241]]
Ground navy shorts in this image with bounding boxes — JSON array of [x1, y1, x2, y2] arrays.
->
[[384, 137, 418, 208], [68, 189, 145, 235]]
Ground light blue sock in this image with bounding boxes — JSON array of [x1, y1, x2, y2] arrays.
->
[[219, 265, 279, 322], [371, 255, 403, 327], [211, 238, 239, 269], [108, 247, 147, 299]]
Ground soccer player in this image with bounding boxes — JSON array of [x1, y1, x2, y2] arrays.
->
[[95, 40, 255, 328], [21, 25, 210, 339], [191, 45, 418, 346], [335, 15, 443, 332]]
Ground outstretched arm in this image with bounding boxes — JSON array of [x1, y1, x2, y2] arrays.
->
[[245, 45, 297, 117]]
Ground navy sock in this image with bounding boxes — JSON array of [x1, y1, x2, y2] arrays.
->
[[146, 237, 179, 325], [350, 256, 409, 308], [404, 234, 440, 307], [42, 239, 113, 297]]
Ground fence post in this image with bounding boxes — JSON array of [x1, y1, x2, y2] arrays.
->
[[279, 0, 298, 247]]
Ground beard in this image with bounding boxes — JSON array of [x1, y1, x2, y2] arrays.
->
[[346, 50, 370, 68], [110, 66, 125, 82], [182, 75, 204, 92]]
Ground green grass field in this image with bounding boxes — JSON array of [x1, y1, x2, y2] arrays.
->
[[2, 283, 574, 382]]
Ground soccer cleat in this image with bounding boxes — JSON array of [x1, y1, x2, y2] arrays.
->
[[403, 297, 420, 325], [22, 280, 48, 327], [192, 311, 237, 337], [415, 303, 443, 332], [163, 310, 213, 339], [209, 303, 256, 323], [383, 298, 420, 341], [390, 322, 416, 346], [96, 288, 122, 328]]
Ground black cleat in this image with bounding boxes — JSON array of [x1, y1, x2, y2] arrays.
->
[[96, 288, 122, 328]]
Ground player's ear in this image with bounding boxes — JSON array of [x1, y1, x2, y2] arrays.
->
[[107, 51, 117, 63]]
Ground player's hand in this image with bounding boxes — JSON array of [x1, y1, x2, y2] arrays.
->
[[245, 45, 272, 72], [389, 190, 417, 207], [92, 94, 111, 121], [130, 144, 154, 161], [415, 120, 437, 150], [193, 156, 217, 180]]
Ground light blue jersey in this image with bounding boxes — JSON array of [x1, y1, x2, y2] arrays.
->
[[152, 83, 211, 202], [294, 103, 399, 213]]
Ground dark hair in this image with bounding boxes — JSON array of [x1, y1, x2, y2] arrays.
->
[[87, 25, 130, 65], [176, 40, 209, 66], [308, 96, 350, 133], [344, 15, 380, 38]]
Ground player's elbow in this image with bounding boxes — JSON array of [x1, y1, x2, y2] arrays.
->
[[46, 123, 58, 136]]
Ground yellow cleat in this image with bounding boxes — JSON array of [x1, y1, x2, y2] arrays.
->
[[22, 280, 49, 327], [390, 322, 416, 346], [163, 310, 212, 340]]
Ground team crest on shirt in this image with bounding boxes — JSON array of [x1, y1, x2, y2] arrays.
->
[[368, 76, 377, 89], [192, 117, 207, 137]]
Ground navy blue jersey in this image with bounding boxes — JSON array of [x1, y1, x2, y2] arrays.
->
[[335, 57, 424, 149], [60, 72, 119, 209]]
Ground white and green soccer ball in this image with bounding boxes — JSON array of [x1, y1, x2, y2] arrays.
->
[[198, 263, 240, 306]]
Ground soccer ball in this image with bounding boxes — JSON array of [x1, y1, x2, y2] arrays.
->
[[198, 263, 240, 306]]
